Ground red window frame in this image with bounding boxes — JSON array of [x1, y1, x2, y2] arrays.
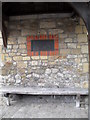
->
[[27, 35, 59, 56]]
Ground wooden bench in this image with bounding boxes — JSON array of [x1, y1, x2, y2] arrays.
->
[[0, 86, 88, 107]]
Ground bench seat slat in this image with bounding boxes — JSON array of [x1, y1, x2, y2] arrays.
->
[[0, 87, 88, 95]]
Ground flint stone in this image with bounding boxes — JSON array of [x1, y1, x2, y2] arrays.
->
[[52, 68, 59, 74], [45, 69, 51, 75], [15, 74, 21, 83], [26, 74, 32, 78], [57, 73, 64, 77]]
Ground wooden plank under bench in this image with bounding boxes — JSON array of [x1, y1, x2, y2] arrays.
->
[[0, 86, 88, 107]]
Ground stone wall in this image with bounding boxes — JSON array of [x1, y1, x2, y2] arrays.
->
[[0, 14, 89, 88]]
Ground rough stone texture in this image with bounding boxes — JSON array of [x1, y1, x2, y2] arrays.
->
[[77, 34, 87, 43], [0, 16, 89, 89]]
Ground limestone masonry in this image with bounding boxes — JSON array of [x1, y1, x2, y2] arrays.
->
[[0, 14, 89, 88]]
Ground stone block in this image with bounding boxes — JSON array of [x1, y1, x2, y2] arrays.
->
[[23, 56, 30, 60], [8, 37, 17, 44], [0, 38, 3, 45], [31, 61, 38, 66], [13, 56, 23, 61], [75, 25, 82, 33], [59, 34, 67, 39], [9, 30, 21, 37], [81, 45, 88, 53], [0, 45, 2, 53], [80, 18, 85, 25], [19, 44, 26, 49], [40, 56, 47, 60], [6, 57, 12, 62], [83, 63, 89, 73], [65, 38, 72, 43], [83, 26, 87, 33], [48, 29, 64, 34], [52, 68, 59, 74], [7, 45, 12, 49], [0, 31, 2, 37], [31, 56, 39, 60], [37, 29, 47, 35], [40, 21, 56, 28], [18, 37, 27, 44], [45, 69, 51, 75], [75, 58, 81, 64], [67, 43, 77, 48], [82, 81, 88, 88], [17, 61, 27, 68], [13, 45, 18, 49], [1, 54, 5, 61], [21, 29, 37, 36], [60, 49, 71, 55], [71, 49, 81, 55], [77, 34, 87, 43], [82, 58, 88, 63]]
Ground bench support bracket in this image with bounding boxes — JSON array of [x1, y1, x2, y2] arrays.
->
[[76, 94, 80, 108], [4, 93, 11, 106]]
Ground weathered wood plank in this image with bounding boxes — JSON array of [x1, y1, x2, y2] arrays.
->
[[0, 87, 88, 95]]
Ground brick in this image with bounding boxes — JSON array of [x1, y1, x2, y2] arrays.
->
[[23, 56, 30, 60], [13, 56, 23, 61], [75, 25, 82, 33], [19, 44, 26, 49], [40, 21, 56, 28], [81, 45, 88, 53], [83, 63, 89, 73], [67, 43, 77, 48], [77, 34, 87, 43]]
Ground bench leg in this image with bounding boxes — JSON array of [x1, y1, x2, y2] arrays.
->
[[76, 94, 80, 108], [4, 93, 11, 106]]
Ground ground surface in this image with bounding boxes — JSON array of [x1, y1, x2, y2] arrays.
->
[[0, 95, 88, 118]]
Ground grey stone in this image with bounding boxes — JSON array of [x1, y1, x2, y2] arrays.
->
[[33, 73, 40, 79], [45, 69, 51, 75], [57, 73, 64, 78], [15, 74, 21, 83], [26, 74, 32, 78], [52, 68, 59, 74]]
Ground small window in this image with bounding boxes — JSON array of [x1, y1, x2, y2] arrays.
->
[[31, 40, 54, 51], [27, 35, 59, 56]]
